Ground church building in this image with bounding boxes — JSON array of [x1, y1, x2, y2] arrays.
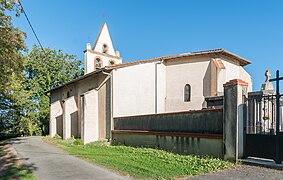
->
[[47, 23, 252, 144]]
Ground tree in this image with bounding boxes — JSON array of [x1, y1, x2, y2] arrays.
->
[[0, 0, 26, 91], [0, 0, 28, 138], [25, 45, 83, 135]]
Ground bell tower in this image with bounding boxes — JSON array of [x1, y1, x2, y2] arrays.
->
[[84, 23, 122, 74]]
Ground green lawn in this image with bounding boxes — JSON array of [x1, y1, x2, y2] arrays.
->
[[0, 142, 36, 180], [44, 137, 233, 179]]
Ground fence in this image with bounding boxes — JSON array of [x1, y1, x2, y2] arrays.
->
[[112, 109, 224, 157]]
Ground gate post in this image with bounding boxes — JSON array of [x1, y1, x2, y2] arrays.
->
[[223, 79, 248, 162]]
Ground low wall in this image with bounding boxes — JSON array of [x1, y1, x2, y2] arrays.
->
[[113, 109, 224, 158], [112, 130, 223, 158], [114, 109, 223, 134]]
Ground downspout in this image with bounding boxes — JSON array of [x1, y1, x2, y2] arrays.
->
[[101, 69, 113, 140], [154, 58, 164, 114]]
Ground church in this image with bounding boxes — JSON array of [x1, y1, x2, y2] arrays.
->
[[47, 23, 252, 144]]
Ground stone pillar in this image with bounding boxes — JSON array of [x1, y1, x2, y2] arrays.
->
[[50, 100, 63, 137], [223, 79, 248, 162], [63, 96, 78, 139], [81, 90, 99, 144]]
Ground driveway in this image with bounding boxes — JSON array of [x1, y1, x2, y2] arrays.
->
[[11, 136, 130, 180], [187, 165, 283, 180]]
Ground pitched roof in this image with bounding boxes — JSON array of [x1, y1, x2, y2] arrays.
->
[[46, 48, 251, 94], [108, 48, 251, 69]]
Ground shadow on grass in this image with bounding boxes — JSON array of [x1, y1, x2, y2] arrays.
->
[[0, 140, 37, 180]]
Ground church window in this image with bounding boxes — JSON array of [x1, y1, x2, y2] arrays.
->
[[102, 44, 108, 54], [109, 60, 115, 66], [184, 84, 191, 102], [95, 57, 102, 68]]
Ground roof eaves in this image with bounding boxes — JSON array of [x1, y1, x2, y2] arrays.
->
[[45, 70, 103, 94]]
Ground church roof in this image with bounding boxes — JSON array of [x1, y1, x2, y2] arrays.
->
[[110, 48, 251, 69], [45, 48, 251, 94]]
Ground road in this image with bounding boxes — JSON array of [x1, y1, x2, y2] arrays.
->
[[188, 165, 283, 180], [11, 136, 130, 180]]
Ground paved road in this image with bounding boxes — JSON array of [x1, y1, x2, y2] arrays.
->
[[187, 165, 283, 180], [11, 136, 130, 180]]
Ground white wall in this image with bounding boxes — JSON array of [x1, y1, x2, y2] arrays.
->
[[63, 96, 78, 139], [113, 62, 166, 117], [84, 51, 122, 74], [222, 58, 252, 92], [50, 100, 62, 137], [82, 90, 99, 144], [165, 58, 211, 112]]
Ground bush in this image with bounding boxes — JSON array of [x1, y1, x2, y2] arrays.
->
[[73, 139, 83, 145]]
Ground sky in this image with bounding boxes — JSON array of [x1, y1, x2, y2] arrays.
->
[[9, 0, 283, 91]]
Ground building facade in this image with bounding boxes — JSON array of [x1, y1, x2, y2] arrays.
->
[[47, 23, 252, 144]]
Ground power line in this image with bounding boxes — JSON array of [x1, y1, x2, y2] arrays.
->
[[17, 1, 45, 53]]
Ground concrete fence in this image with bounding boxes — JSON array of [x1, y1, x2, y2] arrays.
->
[[112, 109, 224, 158], [112, 79, 248, 162], [114, 109, 223, 134]]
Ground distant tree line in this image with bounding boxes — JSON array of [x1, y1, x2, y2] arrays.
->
[[0, 0, 83, 138]]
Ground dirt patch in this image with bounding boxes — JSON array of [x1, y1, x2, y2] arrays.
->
[[0, 140, 24, 175]]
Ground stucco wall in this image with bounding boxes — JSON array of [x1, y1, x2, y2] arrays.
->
[[113, 63, 165, 117], [49, 73, 110, 140], [82, 90, 99, 144], [165, 57, 211, 112], [222, 58, 252, 92], [63, 96, 78, 139]]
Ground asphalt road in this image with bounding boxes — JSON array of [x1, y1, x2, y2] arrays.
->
[[188, 165, 283, 180], [11, 136, 130, 180]]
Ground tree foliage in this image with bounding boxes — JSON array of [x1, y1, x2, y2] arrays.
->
[[0, 1, 83, 137], [0, 0, 26, 91], [0, 0, 28, 138], [25, 45, 83, 135]]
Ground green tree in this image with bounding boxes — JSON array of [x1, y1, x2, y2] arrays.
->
[[0, 0, 26, 91], [25, 45, 83, 135], [0, 0, 28, 138]]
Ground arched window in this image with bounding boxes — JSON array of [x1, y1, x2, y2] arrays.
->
[[102, 44, 108, 54], [109, 60, 115, 66], [95, 57, 102, 68], [184, 84, 191, 102]]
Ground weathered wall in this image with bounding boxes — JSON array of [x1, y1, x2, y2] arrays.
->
[[49, 73, 110, 140], [114, 109, 223, 134], [223, 79, 248, 162], [112, 132, 223, 158], [113, 109, 223, 157]]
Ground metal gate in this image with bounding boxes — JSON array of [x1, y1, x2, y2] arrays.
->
[[244, 70, 283, 163]]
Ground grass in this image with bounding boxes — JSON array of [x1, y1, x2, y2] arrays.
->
[[0, 142, 36, 180], [43, 136, 233, 179], [0, 167, 35, 180]]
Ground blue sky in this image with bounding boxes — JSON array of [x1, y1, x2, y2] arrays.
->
[[10, 0, 283, 90]]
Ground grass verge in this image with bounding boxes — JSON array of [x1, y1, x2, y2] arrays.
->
[[0, 140, 36, 180], [43, 136, 233, 179]]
